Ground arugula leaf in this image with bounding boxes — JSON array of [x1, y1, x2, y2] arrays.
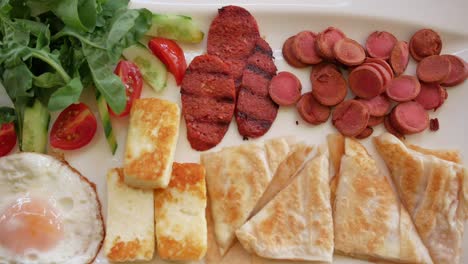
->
[[0, 106, 15, 124], [47, 76, 82, 111], [82, 43, 126, 114], [2, 63, 34, 99], [53, 0, 97, 32], [33, 72, 65, 88]]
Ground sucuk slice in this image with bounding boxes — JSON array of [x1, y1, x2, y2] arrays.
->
[[385, 75, 421, 102], [364, 62, 392, 86], [367, 115, 384, 127], [311, 67, 347, 106], [409, 28, 442, 61], [296, 92, 331, 125], [333, 37, 366, 66], [282, 36, 308, 68], [269, 71, 302, 106], [390, 41, 410, 76], [390, 101, 429, 134], [310, 62, 339, 81], [316, 26, 346, 60], [348, 65, 384, 99], [414, 82, 447, 110], [440, 54, 468, 87], [332, 99, 370, 137], [292, 31, 323, 65], [365, 31, 398, 60], [365, 57, 394, 79], [416, 55, 451, 83], [355, 127, 374, 139], [356, 94, 391, 117], [384, 115, 403, 138]]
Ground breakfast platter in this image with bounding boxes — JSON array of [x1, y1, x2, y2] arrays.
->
[[0, 0, 467, 263]]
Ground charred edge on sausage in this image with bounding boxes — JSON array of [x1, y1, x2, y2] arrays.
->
[[236, 111, 275, 129], [246, 64, 275, 80], [180, 90, 235, 104]]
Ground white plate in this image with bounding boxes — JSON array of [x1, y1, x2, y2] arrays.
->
[[3, 0, 468, 263]]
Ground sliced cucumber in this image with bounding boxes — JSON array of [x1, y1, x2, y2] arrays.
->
[[122, 43, 167, 93], [146, 14, 204, 44], [21, 99, 50, 153], [96, 90, 117, 155]]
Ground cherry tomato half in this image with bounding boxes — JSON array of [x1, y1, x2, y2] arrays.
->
[[50, 103, 97, 150], [109, 60, 143, 117], [0, 123, 16, 157], [148, 37, 187, 85]]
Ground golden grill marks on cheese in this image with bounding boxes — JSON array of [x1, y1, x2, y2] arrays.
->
[[236, 150, 334, 262], [333, 138, 433, 264], [374, 133, 467, 264], [104, 168, 154, 262], [124, 98, 180, 189], [154, 163, 207, 261]]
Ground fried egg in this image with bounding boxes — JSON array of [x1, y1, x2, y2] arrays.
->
[[0, 153, 104, 264]]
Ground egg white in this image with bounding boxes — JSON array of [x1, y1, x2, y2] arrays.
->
[[0, 153, 104, 264]]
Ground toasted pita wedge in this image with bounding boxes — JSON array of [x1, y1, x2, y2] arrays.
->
[[374, 133, 466, 264], [327, 133, 345, 206], [334, 138, 433, 264], [236, 151, 333, 262], [201, 137, 292, 256], [407, 144, 461, 164]]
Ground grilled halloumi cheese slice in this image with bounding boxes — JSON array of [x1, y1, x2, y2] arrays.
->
[[124, 98, 180, 189], [104, 168, 154, 262], [154, 162, 207, 261]]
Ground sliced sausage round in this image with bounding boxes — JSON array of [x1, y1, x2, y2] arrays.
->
[[269, 71, 302, 106], [355, 127, 374, 139], [296, 92, 330, 125], [333, 37, 366, 66], [311, 67, 347, 106], [367, 115, 385, 127], [384, 115, 403, 138], [416, 55, 451, 83], [365, 31, 398, 60], [390, 101, 429, 134], [414, 82, 447, 110], [292, 31, 323, 65], [348, 65, 384, 99], [332, 99, 370, 137], [310, 62, 339, 81], [409, 29, 442, 61], [440, 55, 468, 87], [316, 27, 346, 60], [357, 94, 391, 116], [365, 57, 394, 79], [390, 41, 410, 76], [385, 75, 421, 102], [364, 62, 392, 86], [282, 36, 308, 68]]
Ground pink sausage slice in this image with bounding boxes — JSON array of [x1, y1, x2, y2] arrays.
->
[[386, 75, 421, 102], [365, 57, 394, 79], [365, 31, 398, 60], [357, 94, 391, 116], [364, 62, 392, 86], [348, 65, 384, 99], [316, 27, 346, 60], [333, 38, 366, 66], [311, 67, 347, 106], [367, 115, 384, 127], [292, 31, 323, 65], [310, 62, 339, 81], [282, 36, 308, 68], [355, 127, 374, 139], [390, 41, 410, 76], [390, 101, 429, 134], [384, 115, 404, 138], [414, 82, 447, 110], [296, 92, 330, 125], [440, 55, 468, 87], [416, 55, 451, 83], [409, 29, 442, 61], [269, 71, 302, 106], [332, 99, 370, 137]]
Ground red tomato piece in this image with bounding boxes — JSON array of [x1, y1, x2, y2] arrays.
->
[[50, 103, 97, 150], [110, 60, 143, 117], [0, 123, 16, 157], [148, 37, 187, 85]]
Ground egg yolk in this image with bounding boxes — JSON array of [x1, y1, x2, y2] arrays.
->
[[0, 197, 63, 254]]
